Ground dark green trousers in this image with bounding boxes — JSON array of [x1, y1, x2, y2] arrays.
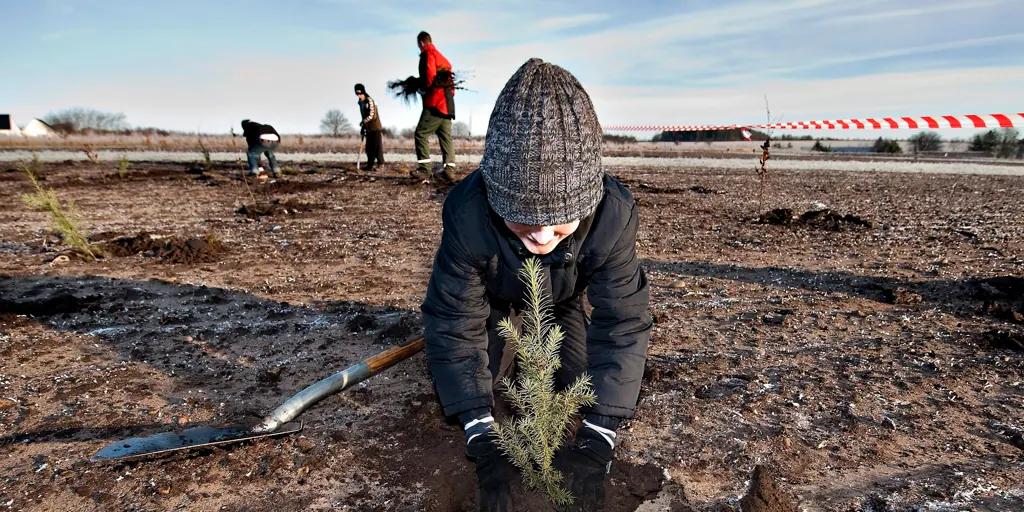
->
[[414, 109, 454, 171]]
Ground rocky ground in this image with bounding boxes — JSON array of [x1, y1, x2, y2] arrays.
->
[[0, 157, 1022, 511]]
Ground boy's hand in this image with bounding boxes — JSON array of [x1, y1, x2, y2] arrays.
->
[[466, 435, 516, 512], [554, 427, 613, 511]]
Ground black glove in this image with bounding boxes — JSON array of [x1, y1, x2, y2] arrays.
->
[[466, 435, 517, 512], [554, 427, 614, 511], [359, 126, 367, 137]]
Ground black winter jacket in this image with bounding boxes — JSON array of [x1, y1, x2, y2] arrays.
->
[[241, 120, 280, 148], [421, 170, 651, 419]]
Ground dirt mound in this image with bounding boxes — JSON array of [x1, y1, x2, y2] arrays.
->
[[623, 180, 723, 195], [973, 276, 1024, 323], [96, 233, 227, 263], [236, 198, 320, 218], [756, 208, 872, 230], [739, 465, 799, 512]]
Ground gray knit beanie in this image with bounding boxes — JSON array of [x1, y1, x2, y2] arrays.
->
[[480, 58, 604, 226]]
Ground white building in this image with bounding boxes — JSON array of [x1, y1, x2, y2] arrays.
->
[[0, 114, 22, 136], [21, 118, 56, 137]]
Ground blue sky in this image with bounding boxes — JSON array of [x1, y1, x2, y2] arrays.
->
[[2, 0, 1022, 137]]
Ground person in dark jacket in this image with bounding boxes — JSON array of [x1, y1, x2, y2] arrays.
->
[[355, 83, 385, 171], [412, 31, 456, 180], [240, 119, 281, 177], [421, 59, 651, 511]]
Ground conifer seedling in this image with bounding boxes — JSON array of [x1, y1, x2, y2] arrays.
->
[[492, 257, 597, 506]]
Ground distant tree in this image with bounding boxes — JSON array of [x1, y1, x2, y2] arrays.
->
[[399, 127, 416, 138], [969, 130, 999, 153], [44, 107, 128, 133], [994, 128, 1020, 158], [811, 140, 831, 152], [452, 121, 471, 138], [602, 134, 638, 143], [320, 109, 353, 137], [872, 137, 902, 154], [969, 128, 1021, 158], [908, 131, 942, 152], [652, 128, 765, 143]]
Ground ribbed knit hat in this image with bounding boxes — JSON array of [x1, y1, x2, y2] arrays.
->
[[480, 58, 603, 226]]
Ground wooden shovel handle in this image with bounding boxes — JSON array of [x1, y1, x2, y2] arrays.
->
[[366, 336, 425, 373]]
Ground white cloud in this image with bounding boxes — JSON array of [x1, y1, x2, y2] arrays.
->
[[819, 0, 1002, 25], [534, 13, 609, 31]]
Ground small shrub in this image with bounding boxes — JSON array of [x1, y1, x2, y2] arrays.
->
[[811, 140, 831, 152], [197, 137, 212, 167], [872, 137, 902, 154], [118, 154, 129, 178], [492, 257, 596, 507]]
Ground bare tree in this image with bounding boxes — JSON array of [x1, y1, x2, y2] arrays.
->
[[452, 121, 471, 138], [320, 109, 353, 137], [908, 131, 942, 152], [44, 107, 128, 133]]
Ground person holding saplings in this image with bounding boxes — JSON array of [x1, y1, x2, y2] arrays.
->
[[354, 83, 385, 171], [412, 31, 456, 180], [421, 58, 651, 511]]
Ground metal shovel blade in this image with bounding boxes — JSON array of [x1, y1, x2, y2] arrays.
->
[[92, 422, 302, 461], [91, 336, 424, 462]]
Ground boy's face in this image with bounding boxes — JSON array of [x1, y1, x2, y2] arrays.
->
[[503, 219, 580, 255], [355, 92, 365, 100]]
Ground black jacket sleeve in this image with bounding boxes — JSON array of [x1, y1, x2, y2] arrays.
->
[[418, 51, 429, 91], [585, 202, 652, 418], [421, 203, 493, 417]]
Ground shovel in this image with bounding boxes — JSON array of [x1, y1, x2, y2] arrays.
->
[[356, 133, 365, 170], [93, 336, 425, 461]]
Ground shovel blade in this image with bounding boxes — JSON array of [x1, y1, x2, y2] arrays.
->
[[92, 421, 302, 461]]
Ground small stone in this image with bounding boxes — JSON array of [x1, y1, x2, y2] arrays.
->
[[49, 255, 70, 266]]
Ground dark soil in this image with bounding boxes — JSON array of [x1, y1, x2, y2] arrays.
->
[[1, 160, 1023, 511], [756, 207, 872, 230], [236, 199, 321, 218]]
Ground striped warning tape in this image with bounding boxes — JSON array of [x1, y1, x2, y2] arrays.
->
[[605, 113, 1024, 132]]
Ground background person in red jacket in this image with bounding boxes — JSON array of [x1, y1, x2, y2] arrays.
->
[[412, 31, 456, 180]]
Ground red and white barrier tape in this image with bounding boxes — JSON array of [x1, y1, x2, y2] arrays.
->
[[606, 113, 1024, 132]]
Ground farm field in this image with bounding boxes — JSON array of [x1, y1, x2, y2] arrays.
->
[[1, 155, 1023, 511]]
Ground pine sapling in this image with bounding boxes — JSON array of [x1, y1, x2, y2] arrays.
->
[[20, 164, 99, 260], [492, 257, 596, 507]]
